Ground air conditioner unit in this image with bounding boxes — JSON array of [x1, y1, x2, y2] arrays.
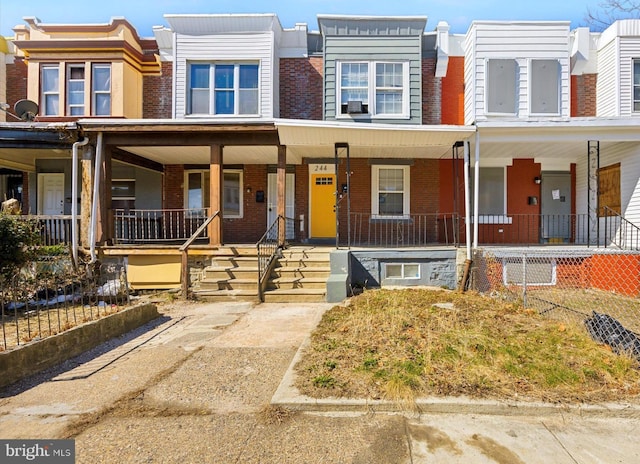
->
[[346, 100, 364, 114]]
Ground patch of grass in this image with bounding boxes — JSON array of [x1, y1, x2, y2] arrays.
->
[[295, 288, 640, 404]]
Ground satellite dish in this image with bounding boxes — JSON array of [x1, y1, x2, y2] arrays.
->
[[14, 99, 39, 121]]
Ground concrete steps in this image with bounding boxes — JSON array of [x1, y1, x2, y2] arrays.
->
[[193, 245, 331, 303]]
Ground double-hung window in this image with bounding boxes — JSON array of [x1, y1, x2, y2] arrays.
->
[[338, 61, 408, 118], [188, 63, 259, 116], [185, 169, 243, 218], [371, 165, 410, 218], [41, 65, 60, 116], [67, 64, 85, 116], [92, 64, 111, 116], [634, 59, 640, 112]]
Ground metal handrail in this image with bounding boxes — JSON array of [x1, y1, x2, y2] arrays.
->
[[256, 216, 284, 302], [603, 206, 640, 251], [180, 210, 219, 298]]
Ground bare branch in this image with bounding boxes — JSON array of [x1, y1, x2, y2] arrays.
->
[[585, 0, 640, 31]]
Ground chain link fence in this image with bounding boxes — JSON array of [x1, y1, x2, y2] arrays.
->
[[470, 248, 640, 359], [1, 260, 130, 351]]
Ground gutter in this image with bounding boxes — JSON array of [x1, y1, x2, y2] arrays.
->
[[89, 132, 103, 264], [71, 136, 89, 268]]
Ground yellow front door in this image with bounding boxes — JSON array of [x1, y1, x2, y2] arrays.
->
[[310, 173, 336, 238]]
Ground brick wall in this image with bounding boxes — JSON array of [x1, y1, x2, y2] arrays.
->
[[6, 58, 28, 110], [163, 164, 184, 209], [223, 165, 267, 243], [571, 74, 597, 117], [441, 56, 465, 125], [280, 57, 323, 120], [422, 58, 441, 124], [143, 61, 173, 119], [295, 164, 309, 241]]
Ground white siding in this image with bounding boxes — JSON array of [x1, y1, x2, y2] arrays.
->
[[596, 38, 619, 117], [174, 32, 275, 118], [619, 39, 640, 116], [465, 22, 571, 122], [575, 142, 640, 226]]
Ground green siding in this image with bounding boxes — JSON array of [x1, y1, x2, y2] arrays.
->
[[324, 36, 422, 124]]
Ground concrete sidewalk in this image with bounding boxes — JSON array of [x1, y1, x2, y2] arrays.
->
[[0, 299, 639, 463]]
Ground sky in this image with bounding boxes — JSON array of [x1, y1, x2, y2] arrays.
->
[[0, 0, 604, 38]]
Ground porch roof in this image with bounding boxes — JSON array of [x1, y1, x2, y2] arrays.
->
[[0, 122, 79, 172], [474, 117, 640, 163], [275, 119, 476, 160]]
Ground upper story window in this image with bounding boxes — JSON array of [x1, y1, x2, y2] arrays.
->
[[486, 59, 517, 115], [41, 63, 111, 117], [41, 65, 60, 116], [338, 61, 409, 118], [634, 59, 640, 112], [530, 60, 560, 114], [371, 165, 410, 218], [188, 63, 259, 116]]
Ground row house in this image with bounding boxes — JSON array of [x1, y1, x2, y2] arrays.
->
[[1, 14, 640, 300]]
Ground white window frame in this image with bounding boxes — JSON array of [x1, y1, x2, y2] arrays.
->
[[187, 62, 260, 117], [111, 178, 135, 211], [41, 65, 60, 116], [471, 166, 510, 223], [337, 61, 410, 119], [502, 257, 557, 286], [371, 165, 410, 218], [485, 59, 518, 116], [66, 63, 86, 116], [384, 262, 421, 280], [529, 59, 561, 116], [92, 63, 111, 116], [633, 58, 640, 113], [184, 169, 243, 219]]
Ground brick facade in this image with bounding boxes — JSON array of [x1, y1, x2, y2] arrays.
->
[[441, 56, 465, 125], [571, 74, 597, 117], [422, 58, 441, 125], [279, 57, 324, 120], [222, 164, 268, 243], [6, 58, 28, 111], [143, 61, 173, 119], [163, 164, 184, 210]]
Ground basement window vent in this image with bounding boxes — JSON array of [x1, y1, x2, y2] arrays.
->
[[502, 258, 556, 286]]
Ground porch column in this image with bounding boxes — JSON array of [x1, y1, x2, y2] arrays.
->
[[96, 144, 113, 244], [209, 144, 223, 246], [277, 145, 286, 246], [473, 131, 480, 249], [80, 144, 94, 249]]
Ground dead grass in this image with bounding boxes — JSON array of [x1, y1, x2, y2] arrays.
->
[[295, 288, 640, 404]]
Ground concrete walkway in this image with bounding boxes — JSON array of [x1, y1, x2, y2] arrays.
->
[[0, 299, 639, 463]]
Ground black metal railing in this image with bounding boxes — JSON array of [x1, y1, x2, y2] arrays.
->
[[603, 207, 640, 251], [179, 210, 219, 298], [350, 212, 459, 247], [113, 208, 211, 243], [257, 216, 287, 301]]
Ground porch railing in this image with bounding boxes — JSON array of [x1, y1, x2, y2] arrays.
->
[[472, 214, 590, 245], [32, 215, 77, 246], [603, 207, 640, 251], [257, 216, 292, 301], [350, 213, 460, 247], [113, 208, 211, 244]]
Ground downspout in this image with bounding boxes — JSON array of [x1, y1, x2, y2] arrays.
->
[[89, 132, 103, 264], [473, 131, 480, 250], [463, 140, 471, 261], [71, 136, 89, 268]]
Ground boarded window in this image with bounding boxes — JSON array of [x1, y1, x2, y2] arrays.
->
[[470, 167, 505, 215], [598, 163, 621, 216], [487, 59, 516, 114], [531, 60, 560, 114]]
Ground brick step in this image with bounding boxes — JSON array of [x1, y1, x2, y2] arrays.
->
[[262, 288, 327, 303], [266, 277, 328, 290], [198, 278, 258, 291], [270, 266, 331, 279], [192, 289, 259, 302]]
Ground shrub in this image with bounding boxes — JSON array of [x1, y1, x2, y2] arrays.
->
[[0, 213, 40, 281]]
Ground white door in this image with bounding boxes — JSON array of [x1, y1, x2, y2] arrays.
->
[[267, 173, 295, 239], [38, 173, 65, 215]]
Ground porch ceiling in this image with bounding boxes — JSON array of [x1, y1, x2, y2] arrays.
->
[[124, 145, 284, 165]]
